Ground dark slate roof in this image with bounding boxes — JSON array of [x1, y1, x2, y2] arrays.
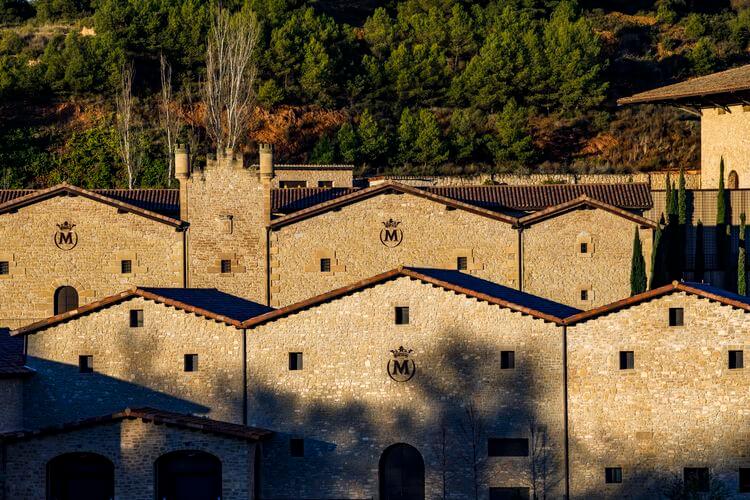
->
[[139, 288, 274, 323], [618, 63, 750, 105], [408, 268, 582, 319], [0, 407, 273, 442], [0, 328, 31, 377], [682, 282, 750, 307], [270, 183, 652, 217], [0, 188, 179, 219]]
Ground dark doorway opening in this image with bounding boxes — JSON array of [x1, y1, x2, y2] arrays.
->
[[155, 450, 222, 500], [54, 286, 78, 315], [379, 443, 425, 500], [47, 452, 114, 500]]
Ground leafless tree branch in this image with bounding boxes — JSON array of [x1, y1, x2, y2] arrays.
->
[[159, 53, 181, 186], [116, 62, 140, 189]]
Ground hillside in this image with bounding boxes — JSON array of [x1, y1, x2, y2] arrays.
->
[[0, 0, 746, 188]]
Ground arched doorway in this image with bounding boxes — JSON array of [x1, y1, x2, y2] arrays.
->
[[729, 170, 739, 189], [54, 286, 78, 315], [155, 450, 222, 500], [379, 443, 425, 500], [47, 452, 114, 500]]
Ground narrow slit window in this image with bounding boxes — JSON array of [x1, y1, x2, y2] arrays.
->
[[580, 242, 588, 254], [488, 438, 529, 457], [619, 351, 634, 370], [489, 487, 530, 500], [79, 355, 93, 374], [395, 306, 410, 325], [221, 259, 232, 274], [320, 258, 331, 273], [290, 438, 304, 457], [669, 307, 684, 326], [121, 259, 132, 274], [729, 350, 744, 369], [580, 289, 589, 301], [0, 261, 9, 275], [500, 351, 515, 370], [129, 309, 144, 328], [289, 352, 303, 371], [605, 467, 622, 484], [184, 354, 198, 372], [318, 181, 333, 188], [457, 256, 468, 271]]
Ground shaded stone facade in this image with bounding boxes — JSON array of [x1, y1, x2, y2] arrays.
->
[[701, 105, 750, 189]]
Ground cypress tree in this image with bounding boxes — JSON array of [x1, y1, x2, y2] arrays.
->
[[740, 213, 747, 295], [631, 227, 647, 295], [665, 172, 674, 217], [649, 222, 663, 290], [677, 166, 687, 278], [678, 166, 687, 225], [695, 219, 705, 283], [717, 157, 728, 276]]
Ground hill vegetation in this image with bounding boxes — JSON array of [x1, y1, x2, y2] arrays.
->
[[0, 0, 747, 188]]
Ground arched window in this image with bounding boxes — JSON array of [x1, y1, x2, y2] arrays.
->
[[54, 286, 78, 315], [379, 443, 425, 500], [47, 452, 114, 500], [729, 170, 739, 189], [155, 450, 222, 500]]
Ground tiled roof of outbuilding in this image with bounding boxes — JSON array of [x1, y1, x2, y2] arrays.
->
[[0, 329, 32, 377], [618, 63, 750, 105], [272, 187, 358, 214], [0, 407, 273, 442]]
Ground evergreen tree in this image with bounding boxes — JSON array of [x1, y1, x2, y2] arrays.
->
[[397, 107, 419, 164], [717, 157, 728, 276], [414, 109, 448, 166], [695, 219, 705, 283], [336, 123, 357, 164], [677, 166, 687, 278], [665, 172, 674, 217], [649, 222, 665, 290], [357, 109, 388, 166], [310, 135, 335, 164], [678, 167, 687, 225], [740, 213, 747, 295], [631, 227, 647, 295]]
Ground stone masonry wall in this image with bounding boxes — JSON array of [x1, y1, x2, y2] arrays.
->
[[270, 192, 518, 307], [567, 292, 750, 498], [248, 277, 565, 500], [701, 104, 750, 189], [23, 297, 245, 428], [0, 195, 183, 328], [2, 418, 257, 500], [523, 208, 653, 308], [183, 156, 268, 304], [0, 379, 22, 432]]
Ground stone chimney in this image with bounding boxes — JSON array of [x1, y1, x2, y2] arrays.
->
[[259, 143, 274, 184]]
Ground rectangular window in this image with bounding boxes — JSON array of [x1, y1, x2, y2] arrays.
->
[[289, 352, 303, 371], [605, 467, 623, 484], [619, 351, 634, 370], [488, 438, 529, 457], [580, 242, 588, 254], [184, 354, 198, 372], [739, 468, 750, 493], [220, 259, 232, 274], [79, 355, 93, 374], [318, 181, 333, 188], [729, 350, 744, 369], [669, 307, 684, 326], [684, 467, 709, 492], [395, 306, 410, 325], [290, 438, 304, 457], [489, 487, 530, 500], [580, 289, 589, 301], [279, 181, 307, 189], [121, 259, 132, 274], [0, 261, 9, 275], [320, 258, 331, 273], [129, 309, 144, 328], [500, 351, 515, 370], [457, 256, 468, 271]]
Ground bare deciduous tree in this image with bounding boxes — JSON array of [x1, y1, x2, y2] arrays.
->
[[116, 63, 140, 189], [159, 53, 181, 186], [459, 401, 484, 500], [203, 6, 260, 154], [528, 421, 555, 500]]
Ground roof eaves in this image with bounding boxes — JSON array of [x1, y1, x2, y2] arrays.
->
[[134, 289, 245, 327], [519, 196, 658, 228]]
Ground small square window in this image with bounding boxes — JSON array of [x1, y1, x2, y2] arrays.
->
[[184, 354, 198, 372], [619, 351, 634, 370], [79, 355, 93, 373], [221, 259, 232, 274], [580, 242, 588, 254], [669, 307, 684, 326], [0, 261, 9, 275], [605, 467, 622, 484], [729, 350, 744, 369], [457, 256, 468, 271], [684, 467, 709, 492], [318, 181, 333, 188], [580, 289, 589, 301], [500, 351, 515, 370], [320, 258, 331, 273], [121, 259, 132, 274], [739, 468, 750, 493], [290, 438, 304, 457], [130, 309, 144, 328], [488, 438, 529, 457], [395, 307, 410, 325], [289, 352, 303, 371], [489, 487, 530, 500]]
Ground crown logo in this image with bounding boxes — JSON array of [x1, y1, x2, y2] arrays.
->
[[382, 219, 401, 229], [390, 346, 413, 358], [56, 221, 76, 232]]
